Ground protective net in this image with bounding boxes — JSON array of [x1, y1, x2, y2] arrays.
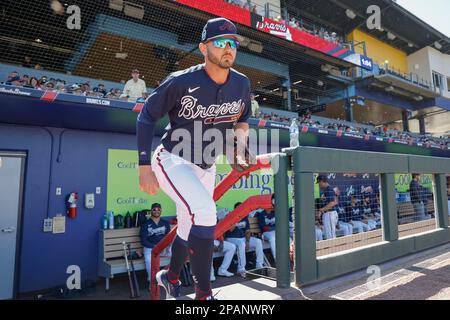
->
[[286, 172, 438, 257], [0, 0, 351, 117]]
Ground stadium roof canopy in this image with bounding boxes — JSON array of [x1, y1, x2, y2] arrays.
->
[[286, 0, 450, 54]]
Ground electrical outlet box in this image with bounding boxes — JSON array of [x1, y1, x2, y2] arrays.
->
[[85, 193, 95, 209], [96, 187, 101, 194], [56, 187, 62, 196], [43, 218, 53, 232]]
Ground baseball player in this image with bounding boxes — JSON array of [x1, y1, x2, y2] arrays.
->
[[225, 202, 265, 277], [137, 17, 253, 300], [317, 175, 338, 240], [140, 203, 171, 286], [257, 207, 276, 259]]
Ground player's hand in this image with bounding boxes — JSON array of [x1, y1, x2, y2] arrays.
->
[[139, 165, 160, 195]]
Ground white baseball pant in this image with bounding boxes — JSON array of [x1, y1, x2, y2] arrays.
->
[[151, 145, 217, 241]]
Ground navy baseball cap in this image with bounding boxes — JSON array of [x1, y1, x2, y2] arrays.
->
[[316, 175, 328, 183], [201, 17, 244, 43], [151, 203, 161, 210]]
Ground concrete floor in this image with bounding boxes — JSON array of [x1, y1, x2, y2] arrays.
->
[[20, 243, 450, 300]]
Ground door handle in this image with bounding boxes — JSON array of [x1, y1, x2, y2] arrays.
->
[[2, 228, 15, 233]]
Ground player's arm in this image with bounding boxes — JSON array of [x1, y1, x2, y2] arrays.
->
[[124, 81, 130, 96], [137, 76, 178, 195], [233, 122, 249, 145], [230, 80, 255, 169]]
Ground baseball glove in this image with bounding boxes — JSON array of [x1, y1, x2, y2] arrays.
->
[[226, 135, 256, 172]]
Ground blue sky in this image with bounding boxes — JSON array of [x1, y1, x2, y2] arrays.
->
[[396, 0, 450, 37]]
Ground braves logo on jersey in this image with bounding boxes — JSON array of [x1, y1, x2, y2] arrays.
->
[[178, 95, 244, 125], [265, 217, 275, 226], [147, 225, 167, 236]]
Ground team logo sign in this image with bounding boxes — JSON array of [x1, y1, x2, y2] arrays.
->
[[251, 14, 292, 41]]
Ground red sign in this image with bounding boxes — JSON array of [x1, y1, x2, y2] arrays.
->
[[175, 0, 251, 26], [174, 0, 371, 69]]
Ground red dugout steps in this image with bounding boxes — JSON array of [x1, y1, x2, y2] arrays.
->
[[150, 154, 274, 300]]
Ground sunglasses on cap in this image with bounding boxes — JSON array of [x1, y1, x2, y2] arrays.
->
[[210, 38, 240, 49]]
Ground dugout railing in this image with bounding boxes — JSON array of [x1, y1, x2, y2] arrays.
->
[[278, 146, 450, 288]]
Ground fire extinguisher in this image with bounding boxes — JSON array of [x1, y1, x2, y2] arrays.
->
[[66, 192, 78, 219]]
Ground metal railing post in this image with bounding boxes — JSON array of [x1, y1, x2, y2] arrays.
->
[[274, 153, 291, 288], [434, 174, 449, 229], [292, 148, 317, 285], [380, 173, 399, 241]]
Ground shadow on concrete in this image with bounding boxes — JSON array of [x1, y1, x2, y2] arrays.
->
[[366, 264, 450, 300]]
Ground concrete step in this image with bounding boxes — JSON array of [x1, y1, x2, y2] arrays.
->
[[171, 277, 309, 300]]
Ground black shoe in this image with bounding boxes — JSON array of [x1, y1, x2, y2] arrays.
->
[[156, 270, 181, 299]]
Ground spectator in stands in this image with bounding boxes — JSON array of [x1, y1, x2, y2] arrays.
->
[[69, 84, 83, 95], [330, 32, 337, 43], [21, 74, 30, 86], [81, 82, 91, 94], [289, 17, 297, 28], [257, 206, 276, 259], [94, 83, 107, 96], [224, 202, 265, 278], [45, 82, 56, 91], [26, 76, 39, 89], [346, 195, 369, 233], [34, 64, 42, 70], [409, 173, 427, 221], [334, 187, 353, 236], [55, 81, 66, 93], [251, 92, 259, 117], [140, 203, 171, 286], [22, 56, 34, 68], [317, 175, 338, 240], [6, 75, 22, 86], [6, 71, 19, 83], [123, 68, 147, 102]]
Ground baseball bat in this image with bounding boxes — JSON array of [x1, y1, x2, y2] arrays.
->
[[123, 242, 136, 298], [127, 243, 141, 298]]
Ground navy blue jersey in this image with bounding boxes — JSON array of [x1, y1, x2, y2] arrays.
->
[[258, 210, 276, 233], [225, 217, 249, 239], [319, 186, 336, 211], [140, 218, 170, 249], [362, 201, 379, 216], [336, 195, 349, 222], [137, 64, 251, 167], [409, 179, 422, 204], [346, 203, 363, 222]]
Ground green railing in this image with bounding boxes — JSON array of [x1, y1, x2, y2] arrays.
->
[[273, 146, 450, 288]]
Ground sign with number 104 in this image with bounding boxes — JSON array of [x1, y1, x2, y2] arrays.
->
[[360, 57, 373, 70]]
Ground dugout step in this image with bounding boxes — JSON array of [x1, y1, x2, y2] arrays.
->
[[173, 276, 304, 300]]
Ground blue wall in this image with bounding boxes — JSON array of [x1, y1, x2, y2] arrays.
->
[[0, 124, 160, 293]]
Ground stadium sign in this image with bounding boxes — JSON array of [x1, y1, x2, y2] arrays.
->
[[175, 0, 374, 70], [85, 98, 111, 106], [0, 85, 32, 96]]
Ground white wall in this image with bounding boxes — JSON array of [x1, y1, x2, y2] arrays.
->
[[428, 47, 450, 99], [407, 47, 450, 99]]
